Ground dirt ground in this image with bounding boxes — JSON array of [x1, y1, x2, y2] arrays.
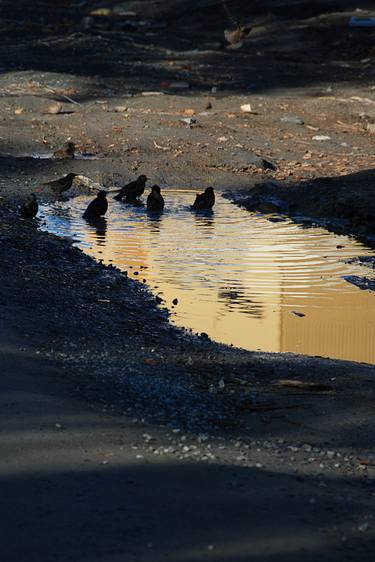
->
[[1, 1, 375, 561]]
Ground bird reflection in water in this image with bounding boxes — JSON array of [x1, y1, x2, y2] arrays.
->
[[84, 216, 107, 247], [218, 284, 264, 319], [146, 211, 163, 235], [193, 208, 215, 235]]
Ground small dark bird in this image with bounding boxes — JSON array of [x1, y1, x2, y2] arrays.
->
[[192, 187, 215, 211], [114, 175, 148, 201], [20, 193, 38, 219], [53, 141, 75, 159], [147, 185, 164, 212], [83, 190, 108, 218], [44, 173, 78, 195]]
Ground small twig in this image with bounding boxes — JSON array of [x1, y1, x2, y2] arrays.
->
[[44, 87, 81, 106], [246, 403, 312, 412]]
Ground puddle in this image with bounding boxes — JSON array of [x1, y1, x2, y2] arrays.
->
[[40, 191, 375, 364]]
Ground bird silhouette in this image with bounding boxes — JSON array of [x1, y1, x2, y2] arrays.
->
[[83, 190, 108, 218], [20, 193, 38, 218], [192, 187, 215, 210], [53, 141, 75, 159], [147, 185, 164, 212], [44, 173, 78, 195], [114, 175, 148, 202]]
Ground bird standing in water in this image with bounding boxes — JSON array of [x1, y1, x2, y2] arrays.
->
[[20, 193, 38, 219], [53, 141, 75, 159], [192, 187, 215, 210], [44, 173, 78, 196], [83, 190, 108, 218], [114, 175, 148, 202], [147, 185, 164, 212]]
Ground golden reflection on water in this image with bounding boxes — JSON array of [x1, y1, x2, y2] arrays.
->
[[41, 192, 375, 364]]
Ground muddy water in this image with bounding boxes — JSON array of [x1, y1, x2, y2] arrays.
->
[[40, 190, 375, 364]]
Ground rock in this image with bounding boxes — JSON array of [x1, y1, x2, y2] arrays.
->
[[260, 158, 276, 171], [280, 115, 304, 125], [312, 135, 331, 141], [180, 117, 197, 126], [111, 106, 128, 113], [45, 102, 63, 115], [258, 201, 282, 214], [241, 104, 253, 113]]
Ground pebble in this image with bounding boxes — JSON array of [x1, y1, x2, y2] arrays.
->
[[312, 135, 331, 141], [180, 117, 196, 126], [280, 115, 304, 125]]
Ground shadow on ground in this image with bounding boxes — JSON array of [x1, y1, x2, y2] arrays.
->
[[228, 168, 375, 238], [1, 0, 375, 96], [2, 461, 373, 562]]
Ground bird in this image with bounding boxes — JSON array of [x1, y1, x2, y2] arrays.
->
[[53, 141, 75, 159], [224, 24, 252, 49], [20, 193, 38, 218], [192, 187, 215, 210], [146, 185, 164, 212], [114, 175, 148, 202], [44, 173, 78, 195], [83, 190, 108, 218]]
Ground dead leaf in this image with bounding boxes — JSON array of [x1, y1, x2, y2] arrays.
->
[[144, 358, 158, 367], [90, 8, 113, 16]]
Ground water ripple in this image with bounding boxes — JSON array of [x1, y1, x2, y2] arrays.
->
[[40, 190, 375, 363]]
